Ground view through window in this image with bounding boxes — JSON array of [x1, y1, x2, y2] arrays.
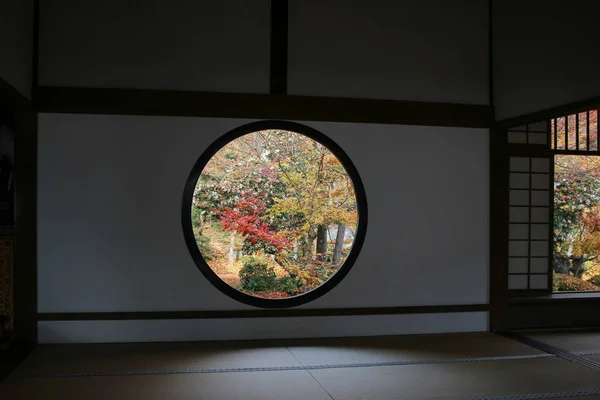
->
[[552, 111, 600, 292], [189, 128, 360, 300]]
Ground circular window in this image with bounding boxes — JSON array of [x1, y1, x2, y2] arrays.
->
[[182, 121, 367, 308]]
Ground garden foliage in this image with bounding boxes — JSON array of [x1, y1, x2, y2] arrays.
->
[[192, 130, 358, 298], [553, 112, 600, 290]]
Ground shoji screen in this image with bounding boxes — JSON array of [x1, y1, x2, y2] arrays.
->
[[506, 121, 552, 291]]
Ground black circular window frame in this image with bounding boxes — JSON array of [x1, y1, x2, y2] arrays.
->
[[182, 120, 368, 308]]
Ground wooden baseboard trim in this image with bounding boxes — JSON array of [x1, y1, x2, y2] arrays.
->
[[38, 304, 489, 321]]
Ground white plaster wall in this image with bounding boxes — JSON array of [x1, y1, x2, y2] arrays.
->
[[0, 0, 34, 97], [38, 0, 271, 93], [37, 114, 489, 341], [288, 0, 489, 104]]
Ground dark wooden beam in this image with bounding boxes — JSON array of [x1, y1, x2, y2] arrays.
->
[[0, 341, 31, 384], [496, 96, 600, 128], [508, 295, 600, 330], [489, 126, 509, 331], [0, 78, 30, 130], [488, 0, 495, 115], [506, 143, 552, 157], [36, 86, 494, 128], [270, 0, 288, 94], [31, 0, 39, 102], [12, 111, 37, 345], [38, 303, 489, 321], [0, 77, 36, 346]]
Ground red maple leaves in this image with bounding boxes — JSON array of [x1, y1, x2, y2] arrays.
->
[[219, 192, 291, 251]]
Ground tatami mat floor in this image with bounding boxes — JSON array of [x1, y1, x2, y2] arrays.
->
[[524, 330, 600, 355], [1, 331, 599, 400]]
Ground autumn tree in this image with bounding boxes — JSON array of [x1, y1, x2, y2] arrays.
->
[[192, 129, 359, 295], [266, 131, 357, 262], [219, 191, 291, 263], [554, 155, 600, 277]]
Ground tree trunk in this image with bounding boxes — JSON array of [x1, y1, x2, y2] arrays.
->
[[303, 236, 309, 258], [333, 224, 346, 266], [228, 231, 236, 265], [198, 212, 204, 235], [316, 224, 328, 261], [570, 256, 587, 278], [304, 231, 316, 259]]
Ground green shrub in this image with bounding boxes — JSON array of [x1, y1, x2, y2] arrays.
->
[[553, 273, 600, 291], [191, 207, 203, 228], [195, 235, 213, 261], [239, 257, 277, 292], [276, 276, 303, 295]]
